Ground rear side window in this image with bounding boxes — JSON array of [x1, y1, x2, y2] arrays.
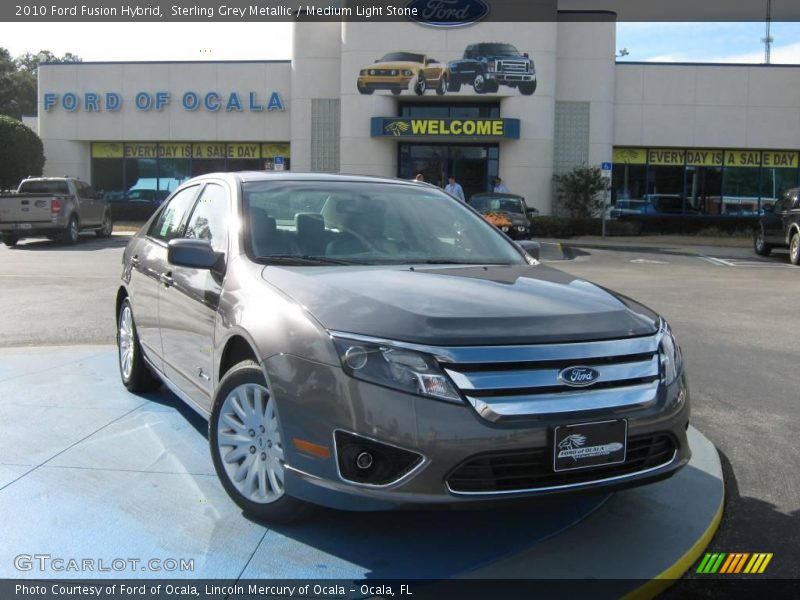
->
[[147, 186, 199, 241], [18, 180, 69, 194]]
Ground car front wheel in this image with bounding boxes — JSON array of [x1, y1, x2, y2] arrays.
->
[[117, 298, 161, 392], [209, 361, 309, 522]]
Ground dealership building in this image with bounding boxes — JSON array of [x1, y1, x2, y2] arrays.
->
[[35, 14, 800, 215]]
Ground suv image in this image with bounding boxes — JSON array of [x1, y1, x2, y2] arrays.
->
[[447, 42, 537, 95], [116, 172, 690, 522], [357, 52, 448, 96], [754, 186, 800, 264]]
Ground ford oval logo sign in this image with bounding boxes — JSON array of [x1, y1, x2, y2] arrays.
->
[[559, 366, 601, 387], [407, 0, 490, 27]]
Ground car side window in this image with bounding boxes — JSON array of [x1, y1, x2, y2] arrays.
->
[[147, 186, 199, 241], [184, 183, 229, 253]]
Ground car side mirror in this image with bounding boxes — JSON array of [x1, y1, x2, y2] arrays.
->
[[517, 240, 540, 260], [168, 238, 222, 270]]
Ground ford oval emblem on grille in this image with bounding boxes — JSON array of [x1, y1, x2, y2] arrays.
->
[[407, 0, 490, 27], [559, 366, 600, 387]]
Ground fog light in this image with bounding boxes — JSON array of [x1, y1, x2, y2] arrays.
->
[[356, 451, 374, 470]]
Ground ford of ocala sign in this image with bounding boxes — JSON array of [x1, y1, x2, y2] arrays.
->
[[407, 0, 490, 27], [42, 91, 285, 113]]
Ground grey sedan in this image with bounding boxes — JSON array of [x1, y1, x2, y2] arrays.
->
[[116, 172, 690, 522]]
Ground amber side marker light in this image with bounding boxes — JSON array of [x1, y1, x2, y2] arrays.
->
[[292, 438, 331, 459]]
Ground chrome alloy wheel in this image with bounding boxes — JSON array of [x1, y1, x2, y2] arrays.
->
[[101, 213, 112, 235], [791, 234, 800, 264], [216, 383, 285, 504], [118, 304, 135, 381]]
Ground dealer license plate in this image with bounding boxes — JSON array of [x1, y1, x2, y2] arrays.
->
[[16, 223, 32, 230], [553, 419, 627, 472]]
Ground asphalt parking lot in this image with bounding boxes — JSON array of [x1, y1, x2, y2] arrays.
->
[[0, 233, 798, 583]]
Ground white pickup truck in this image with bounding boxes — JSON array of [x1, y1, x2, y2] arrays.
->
[[0, 177, 113, 247]]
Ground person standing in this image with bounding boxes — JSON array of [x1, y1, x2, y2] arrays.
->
[[493, 177, 509, 193], [444, 175, 465, 201], [413, 173, 425, 182]]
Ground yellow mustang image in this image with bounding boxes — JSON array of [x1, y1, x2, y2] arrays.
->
[[357, 52, 448, 96]]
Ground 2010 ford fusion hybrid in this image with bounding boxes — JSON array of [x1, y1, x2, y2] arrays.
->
[[115, 172, 690, 522]]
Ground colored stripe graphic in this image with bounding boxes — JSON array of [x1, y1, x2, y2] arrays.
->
[[699, 552, 773, 574]]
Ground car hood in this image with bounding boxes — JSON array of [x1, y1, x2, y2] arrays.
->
[[260, 264, 659, 346], [366, 61, 422, 70], [481, 210, 528, 225]]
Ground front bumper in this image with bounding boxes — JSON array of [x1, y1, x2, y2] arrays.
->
[[265, 354, 691, 511], [357, 75, 414, 91], [489, 73, 535, 84]]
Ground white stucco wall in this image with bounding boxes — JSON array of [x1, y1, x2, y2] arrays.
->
[[614, 63, 800, 149]]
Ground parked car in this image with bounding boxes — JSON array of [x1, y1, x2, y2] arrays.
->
[[116, 172, 690, 522], [0, 177, 113, 247], [447, 42, 536, 95], [468, 192, 534, 239], [357, 52, 447, 96], [754, 186, 800, 264]]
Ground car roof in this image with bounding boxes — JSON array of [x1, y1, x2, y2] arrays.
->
[[194, 171, 432, 187], [470, 192, 524, 199]]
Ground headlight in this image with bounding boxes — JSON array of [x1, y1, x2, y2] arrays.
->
[[516, 225, 526, 232], [659, 319, 683, 385], [333, 337, 462, 403], [403, 69, 412, 76], [369, 69, 375, 75], [391, 69, 398, 76], [501, 226, 509, 232]]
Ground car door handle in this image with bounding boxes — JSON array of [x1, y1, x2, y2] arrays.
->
[[159, 272, 174, 287], [130, 255, 140, 268]]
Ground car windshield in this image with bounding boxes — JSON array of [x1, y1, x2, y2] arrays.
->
[[379, 52, 424, 63], [478, 44, 520, 56], [470, 196, 525, 214], [242, 181, 526, 266]]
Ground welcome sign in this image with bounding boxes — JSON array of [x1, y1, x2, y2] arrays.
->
[[371, 117, 520, 139]]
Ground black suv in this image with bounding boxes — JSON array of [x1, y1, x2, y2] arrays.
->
[[754, 187, 800, 264]]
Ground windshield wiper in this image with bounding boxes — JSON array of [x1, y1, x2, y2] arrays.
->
[[415, 259, 512, 265], [260, 255, 359, 266]]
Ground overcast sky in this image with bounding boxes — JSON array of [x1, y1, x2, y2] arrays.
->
[[2, 22, 800, 64]]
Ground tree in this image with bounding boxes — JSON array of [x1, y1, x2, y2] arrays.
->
[[0, 48, 81, 119], [0, 115, 44, 190], [553, 165, 606, 218]]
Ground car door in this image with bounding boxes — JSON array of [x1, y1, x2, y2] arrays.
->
[[763, 193, 790, 244], [75, 181, 100, 225], [158, 181, 230, 411], [128, 184, 201, 371]]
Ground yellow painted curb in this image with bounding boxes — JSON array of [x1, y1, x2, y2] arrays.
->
[[622, 487, 725, 600]]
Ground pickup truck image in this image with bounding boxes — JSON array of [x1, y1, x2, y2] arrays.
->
[[447, 42, 537, 95], [0, 177, 113, 246], [357, 52, 448, 96]]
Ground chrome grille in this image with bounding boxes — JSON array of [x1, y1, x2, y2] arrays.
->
[[441, 334, 662, 422], [497, 60, 529, 74]]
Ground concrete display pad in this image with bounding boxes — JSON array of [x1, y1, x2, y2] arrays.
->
[[0, 346, 722, 589]]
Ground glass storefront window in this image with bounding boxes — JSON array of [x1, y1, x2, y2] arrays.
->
[[685, 166, 722, 215], [398, 143, 498, 199], [399, 103, 500, 119], [646, 166, 685, 214], [91, 141, 291, 203]]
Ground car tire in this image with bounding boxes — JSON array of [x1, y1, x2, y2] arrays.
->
[[3, 235, 18, 247], [414, 73, 427, 95], [62, 215, 80, 245], [790, 232, 800, 265], [754, 229, 772, 256], [357, 83, 373, 95], [96, 210, 113, 238], [473, 73, 489, 93], [209, 361, 309, 523], [519, 81, 537, 95], [436, 75, 447, 95], [117, 298, 161, 392]]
